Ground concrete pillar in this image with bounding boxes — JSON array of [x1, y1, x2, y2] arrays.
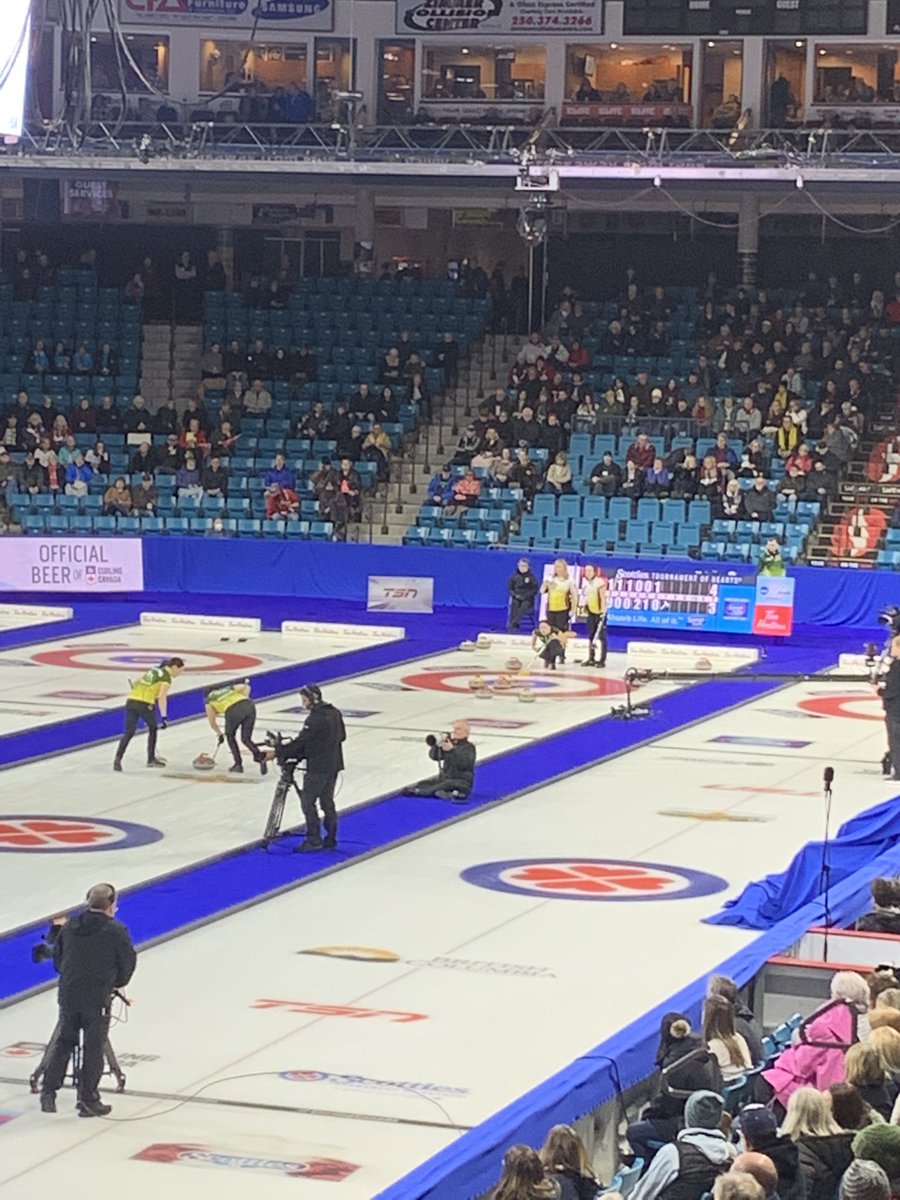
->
[[737, 193, 759, 286], [740, 38, 765, 127], [354, 188, 376, 274], [216, 226, 234, 291]]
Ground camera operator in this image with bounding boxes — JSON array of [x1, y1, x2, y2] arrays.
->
[[406, 719, 476, 802], [266, 684, 345, 853], [879, 632, 900, 782], [39, 883, 136, 1118]]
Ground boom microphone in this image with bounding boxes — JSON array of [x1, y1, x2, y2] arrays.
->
[[824, 766, 835, 787]]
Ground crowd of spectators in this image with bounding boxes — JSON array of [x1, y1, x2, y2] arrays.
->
[[426, 267, 895, 556], [490, 966, 900, 1200]]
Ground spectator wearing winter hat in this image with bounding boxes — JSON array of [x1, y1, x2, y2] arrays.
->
[[739, 1106, 804, 1200], [852, 1126, 900, 1197], [631, 1091, 735, 1200], [839, 1160, 891, 1200]]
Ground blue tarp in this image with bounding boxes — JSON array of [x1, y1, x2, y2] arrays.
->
[[706, 794, 900, 930]]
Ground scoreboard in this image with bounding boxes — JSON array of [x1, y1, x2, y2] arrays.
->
[[623, 0, 867, 35], [540, 564, 795, 636]]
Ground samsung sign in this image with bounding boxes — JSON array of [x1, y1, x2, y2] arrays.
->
[[119, 0, 334, 30]]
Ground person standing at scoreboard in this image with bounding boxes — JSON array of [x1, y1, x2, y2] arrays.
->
[[541, 558, 578, 633], [581, 565, 608, 668]]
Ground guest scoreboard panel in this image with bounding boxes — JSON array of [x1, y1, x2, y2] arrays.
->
[[607, 567, 795, 635], [540, 564, 795, 636]]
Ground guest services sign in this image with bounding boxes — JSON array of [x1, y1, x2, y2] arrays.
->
[[397, 0, 601, 34]]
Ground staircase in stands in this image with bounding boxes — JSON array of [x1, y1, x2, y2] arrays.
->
[[139, 322, 203, 410], [355, 333, 514, 545], [806, 389, 900, 568]]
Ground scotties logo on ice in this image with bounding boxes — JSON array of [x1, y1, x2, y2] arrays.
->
[[0, 816, 163, 853], [460, 857, 728, 902], [252, 998, 426, 1022], [299, 945, 555, 977], [133, 1142, 357, 1181], [281, 1069, 469, 1097]]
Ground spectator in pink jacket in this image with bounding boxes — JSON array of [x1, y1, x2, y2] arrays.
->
[[763, 972, 868, 1111]]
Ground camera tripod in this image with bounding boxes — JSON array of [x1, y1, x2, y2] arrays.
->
[[263, 762, 305, 846], [28, 1018, 126, 1095]]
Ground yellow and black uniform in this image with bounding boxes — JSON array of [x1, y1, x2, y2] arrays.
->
[[532, 626, 565, 670], [543, 576, 575, 632], [582, 575, 608, 667], [205, 682, 264, 774], [114, 666, 171, 767]]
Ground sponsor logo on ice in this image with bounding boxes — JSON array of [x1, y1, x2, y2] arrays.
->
[[299, 945, 555, 977], [281, 1069, 469, 1096], [252, 998, 426, 1022], [132, 1142, 357, 1180], [461, 858, 728, 902], [0, 816, 163, 853]]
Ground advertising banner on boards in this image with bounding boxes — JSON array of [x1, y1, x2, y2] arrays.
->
[[120, 0, 334, 31], [396, 0, 601, 35], [0, 539, 144, 593]]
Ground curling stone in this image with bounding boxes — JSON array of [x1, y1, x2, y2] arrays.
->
[[468, 674, 485, 690], [459, 640, 478, 652], [517, 690, 537, 703], [493, 674, 513, 691], [505, 656, 523, 671], [475, 686, 494, 700], [476, 634, 493, 647], [193, 753, 217, 771]]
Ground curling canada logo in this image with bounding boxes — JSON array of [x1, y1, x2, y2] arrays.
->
[[251, 998, 426, 1022], [132, 1143, 358, 1181]]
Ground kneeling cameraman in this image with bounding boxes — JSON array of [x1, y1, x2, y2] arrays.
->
[[406, 720, 476, 803]]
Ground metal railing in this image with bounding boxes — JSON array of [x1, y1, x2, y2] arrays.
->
[[14, 118, 900, 168]]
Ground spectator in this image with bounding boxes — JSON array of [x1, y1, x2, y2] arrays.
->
[[738, 1106, 804, 1200], [71, 396, 97, 435], [96, 395, 122, 434], [671, 453, 699, 499], [619, 459, 646, 501], [703, 994, 752, 1082], [50, 413, 70, 448], [22, 451, 43, 495], [744, 477, 776, 522], [490, 1144, 558, 1200], [433, 331, 459, 388], [539, 1125, 600, 1200], [451, 466, 481, 508], [2, 414, 20, 450], [0, 491, 20, 534], [243, 378, 273, 414], [736, 397, 763, 438], [838, 1161, 890, 1200], [858, 880, 900, 936], [627, 1014, 724, 1165], [52, 341, 70, 373], [123, 395, 153, 436], [311, 457, 338, 494], [759, 538, 787, 577], [175, 454, 203, 502], [492, 446, 516, 485], [264, 453, 295, 491], [712, 432, 739, 475], [708, 976, 764, 1065], [130, 441, 156, 476], [363, 423, 392, 482], [132, 473, 158, 515], [721, 478, 743, 519], [631, 1091, 735, 1200], [72, 343, 93, 374], [201, 455, 229, 499], [64, 452, 92, 496], [266, 482, 299, 520], [103, 477, 132, 516], [697, 455, 723, 503], [644, 457, 671, 498], [729, 1156, 776, 1200], [587, 451, 621, 497], [85, 440, 110, 476], [154, 398, 180, 437], [0, 445, 18, 494], [844, 1043, 897, 1120], [336, 458, 362, 523], [850, 1127, 900, 1196], [627, 432, 656, 470], [428, 465, 455, 507], [43, 450, 62, 495], [200, 342, 225, 388], [57, 434, 78, 467], [783, 1087, 853, 1200], [828, 1083, 883, 1133], [545, 452, 574, 496], [96, 342, 118, 376]]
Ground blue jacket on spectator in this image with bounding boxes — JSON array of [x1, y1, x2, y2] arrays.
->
[[264, 465, 296, 490], [65, 461, 93, 485], [427, 471, 454, 505]]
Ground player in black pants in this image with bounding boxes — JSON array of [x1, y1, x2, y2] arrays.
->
[[266, 684, 346, 853]]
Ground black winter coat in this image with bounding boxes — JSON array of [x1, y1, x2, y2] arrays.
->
[[53, 911, 136, 1008], [796, 1132, 854, 1200], [282, 702, 346, 775]]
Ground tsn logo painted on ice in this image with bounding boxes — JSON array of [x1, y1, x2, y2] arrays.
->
[[252, 998, 427, 1022]]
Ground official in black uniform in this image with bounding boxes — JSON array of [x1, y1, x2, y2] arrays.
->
[[880, 633, 900, 781], [268, 684, 346, 853], [406, 719, 477, 802], [40, 883, 136, 1117], [507, 557, 539, 631]]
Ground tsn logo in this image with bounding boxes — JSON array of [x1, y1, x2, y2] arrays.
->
[[380, 587, 419, 599], [252, 999, 427, 1022]]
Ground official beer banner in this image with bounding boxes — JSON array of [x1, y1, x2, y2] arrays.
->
[[0, 539, 144, 593], [120, 0, 334, 32], [396, 0, 601, 35]]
